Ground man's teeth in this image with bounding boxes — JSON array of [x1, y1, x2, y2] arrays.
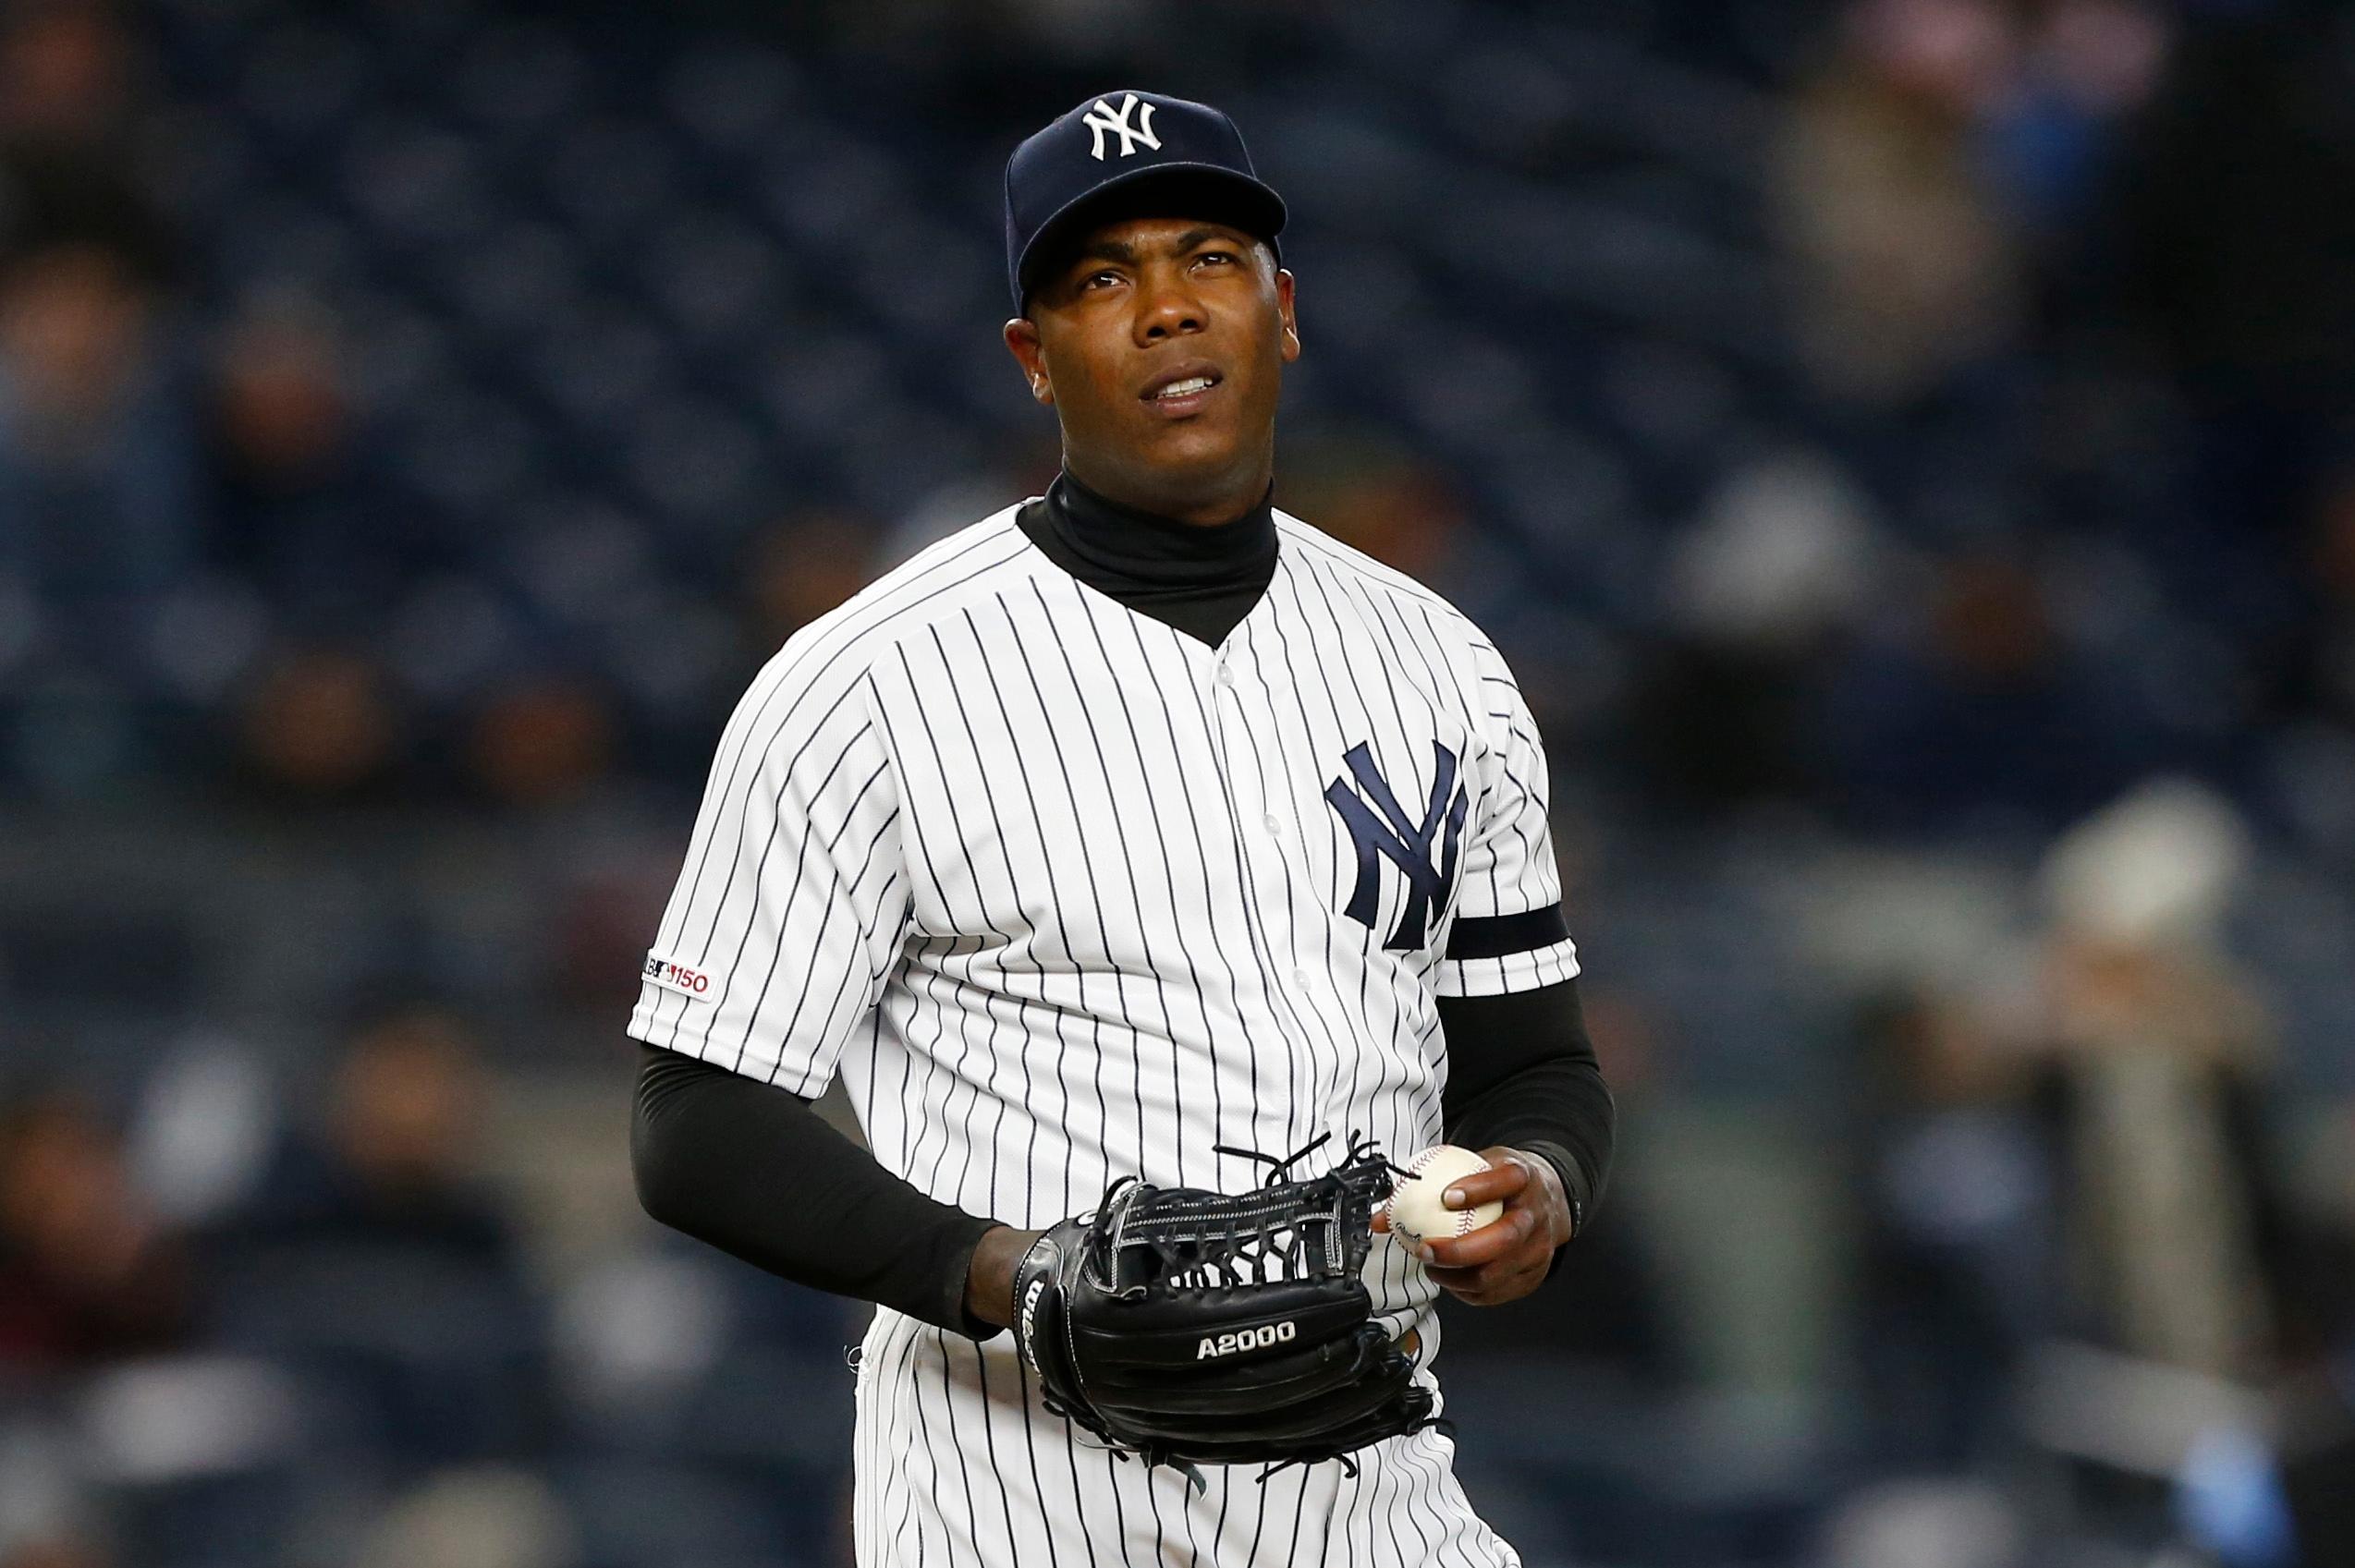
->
[[1154, 376, 1215, 398]]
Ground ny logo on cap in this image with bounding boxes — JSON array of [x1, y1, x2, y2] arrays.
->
[[1324, 739, 1470, 951], [1082, 93, 1161, 161]]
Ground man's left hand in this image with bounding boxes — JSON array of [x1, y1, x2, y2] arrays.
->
[[1372, 1146, 1575, 1307]]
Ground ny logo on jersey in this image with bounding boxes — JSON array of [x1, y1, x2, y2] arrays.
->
[[1082, 93, 1161, 161], [1324, 739, 1470, 951]]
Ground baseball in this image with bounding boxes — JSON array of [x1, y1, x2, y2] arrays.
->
[[1385, 1145, 1503, 1246]]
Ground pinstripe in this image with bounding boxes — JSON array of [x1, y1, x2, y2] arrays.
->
[[924, 622, 1023, 1220], [997, 584, 1124, 1192], [897, 640, 1014, 954], [920, 1331, 964, 1565], [881, 1314, 929, 1565], [1145, 1471, 1173, 1564], [1243, 1459, 1279, 1565], [852, 1320, 873, 1562], [782, 856, 903, 1095], [1313, 1465, 1337, 1568], [1001, 1353, 1069, 1568], [952, 606, 1069, 1201], [664, 678, 860, 1054], [731, 760, 892, 1081], [1341, 1455, 1368, 1568], [972, 600, 1088, 1219], [961, 1339, 1024, 1564], [1391, 1436, 1462, 1568], [1287, 551, 1410, 1320], [1033, 586, 1185, 1183], [1318, 567, 1459, 1115], [1281, 1463, 1312, 1568], [1315, 562, 1434, 966], [1108, 605, 1273, 1170], [1147, 632, 1309, 1156], [1370, 1430, 1418, 1568], [871, 680, 976, 1207], [894, 960, 981, 1212], [1251, 567, 1385, 1130], [650, 527, 1029, 1043], [772, 857, 901, 1099], [1402, 1428, 1501, 1567], [877, 1316, 925, 1564], [1289, 549, 1445, 1316], [661, 521, 1020, 934], [899, 638, 1029, 1217], [1104, 1449, 1140, 1568], [1068, 602, 1234, 1167], [1073, 601, 1243, 1179], [1228, 612, 1352, 1143]]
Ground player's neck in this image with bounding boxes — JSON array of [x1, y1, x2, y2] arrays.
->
[[1058, 455, 1273, 530], [1049, 468, 1275, 569]]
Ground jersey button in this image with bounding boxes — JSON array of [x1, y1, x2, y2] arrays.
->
[[1293, 968, 1312, 989], [1215, 665, 1236, 687], [1263, 814, 1282, 836]]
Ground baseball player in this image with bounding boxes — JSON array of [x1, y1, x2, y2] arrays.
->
[[628, 90, 1616, 1566]]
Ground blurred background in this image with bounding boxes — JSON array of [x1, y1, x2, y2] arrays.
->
[[2, 0, 2352, 1563]]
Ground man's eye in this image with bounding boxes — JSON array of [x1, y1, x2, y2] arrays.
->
[[1081, 270, 1121, 289], [1198, 250, 1238, 266]]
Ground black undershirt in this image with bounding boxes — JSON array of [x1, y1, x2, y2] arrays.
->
[[631, 469, 1615, 1338], [1015, 468, 1278, 648]]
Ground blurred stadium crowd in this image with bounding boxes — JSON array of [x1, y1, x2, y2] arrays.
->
[[4, 0, 2355, 1564]]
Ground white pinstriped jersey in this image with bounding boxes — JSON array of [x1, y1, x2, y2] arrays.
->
[[628, 500, 1578, 1567]]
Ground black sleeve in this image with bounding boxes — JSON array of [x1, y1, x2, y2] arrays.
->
[[1437, 978, 1616, 1265], [630, 1043, 1005, 1340]]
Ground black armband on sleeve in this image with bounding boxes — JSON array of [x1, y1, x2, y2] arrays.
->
[[1444, 904, 1573, 961], [630, 1044, 1003, 1340], [1437, 978, 1616, 1272]]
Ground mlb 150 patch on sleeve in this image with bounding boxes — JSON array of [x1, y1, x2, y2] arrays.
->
[[642, 953, 716, 1001]]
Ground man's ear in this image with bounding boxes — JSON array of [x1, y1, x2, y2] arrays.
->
[[1275, 268, 1300, 364], [1003, 317, 1055, 406]]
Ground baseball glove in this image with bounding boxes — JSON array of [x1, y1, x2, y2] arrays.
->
[[1011, 1131, 1444, 1491]]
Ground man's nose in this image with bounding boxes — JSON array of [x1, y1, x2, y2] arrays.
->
[[1135, 270, 1206, 343]]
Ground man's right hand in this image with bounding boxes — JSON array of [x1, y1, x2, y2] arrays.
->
[[964, 1224, 1046, 1329]]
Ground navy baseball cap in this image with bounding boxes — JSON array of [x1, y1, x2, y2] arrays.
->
[[1003, 90, 1287, 315]]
